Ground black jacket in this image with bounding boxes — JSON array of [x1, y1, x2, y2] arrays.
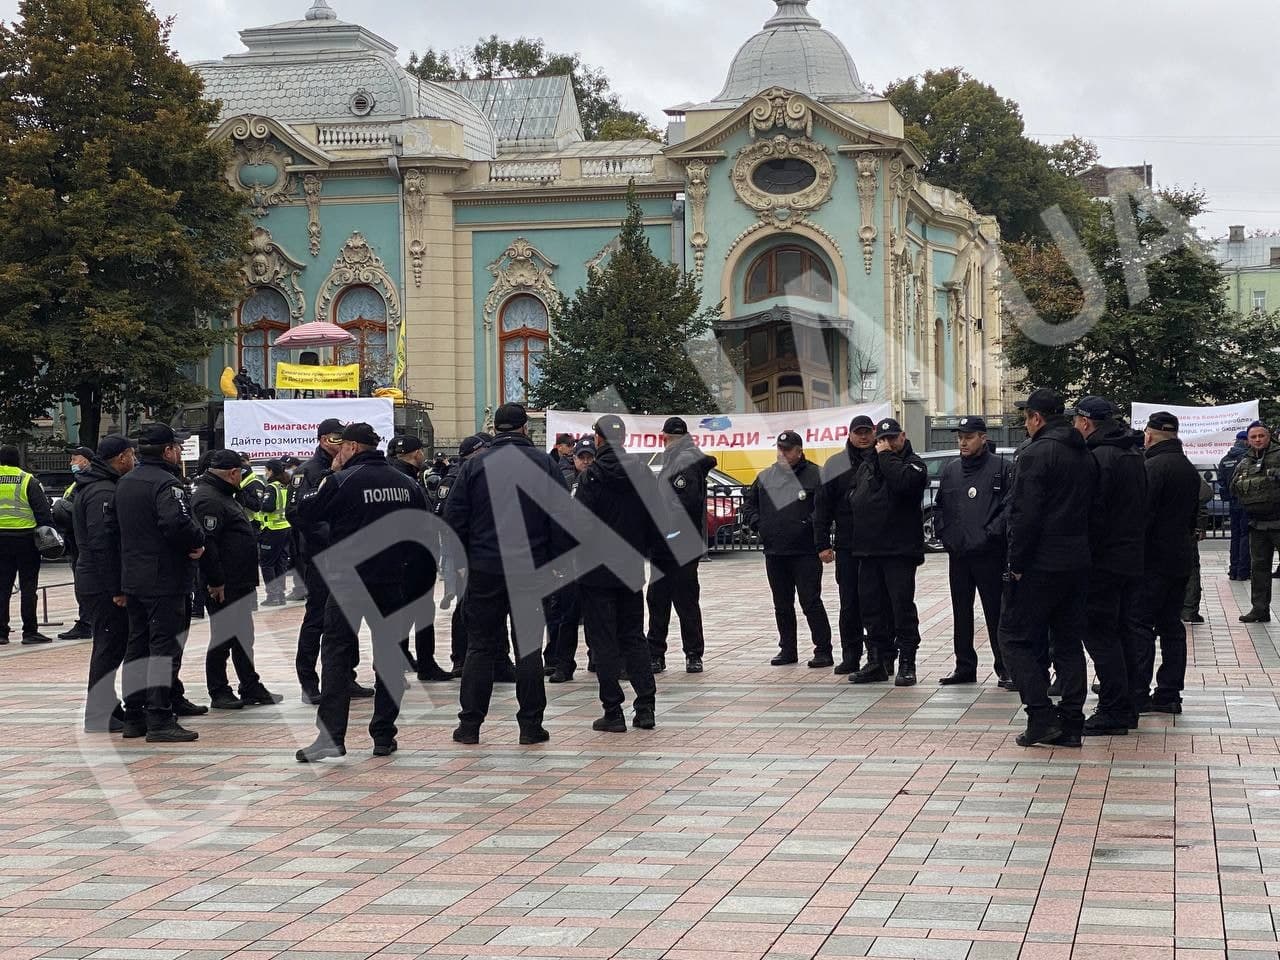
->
[[114, 457, 205, 597], [551, 451, 577, 487], [389, 456, 438, 590], [1143, 438, 1206, 578], [935, 447, 1010, 558], [285, 445, 334, 558], [743, 455, 824, 556], [71, 458, 126, 596], [814, 442, 877, 552], [1218, 440, 1249, 504], [846, 440, 929, 560], [444, 433, 568, 576], [1086, 420, 1148, 575], [576, 442, 671, 590], [659, 437, 717, 536], [296, 450, 430, 584], [1005, 417, 1097, 575], [192, 473, 260, 592]]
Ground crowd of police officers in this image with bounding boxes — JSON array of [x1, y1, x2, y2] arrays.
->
[[2, 387, 1280, 755]]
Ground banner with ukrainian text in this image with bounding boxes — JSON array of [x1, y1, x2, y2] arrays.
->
[[275, 362, 361, 391], [1130, 400, 1259, 464], [224, 398, 395, 461], [546, 403, 893, 482]]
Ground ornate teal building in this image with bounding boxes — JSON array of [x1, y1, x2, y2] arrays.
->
[[194, 0, 1006, 441]]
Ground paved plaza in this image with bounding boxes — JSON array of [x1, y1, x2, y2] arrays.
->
[[2, 546, 1279, 960]]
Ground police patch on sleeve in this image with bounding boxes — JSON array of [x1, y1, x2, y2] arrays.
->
[[438, 485, 450, 499], [292, 475, 304, 487], [203, 516, 218, 531], [674, 476, 687, 490]]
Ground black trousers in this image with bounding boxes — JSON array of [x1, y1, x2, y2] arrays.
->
[[1249, 527, 1280, 613], [764, 554, 831, 656], [544, 585, 582, 675], [948, 552, 1005, 677], [259, 529, 291, 601], [296, 560, 356, 694], [859, 556, 921, 664], [1084, 576, 1135, 720], [582, 585, 656, 714], [122, 594, 187, 729], [833, 551, 866, 667], [1229, 504, 1251, 577], [1000, 573, 1088, 728], [315, 581, 406, 747], [83, 591, 129, 728], [400, 562, 440, 671], [449, 603, 469, 671], [457, 570, 546, 731], [646, 558, 705, 659], [206, 585, 262, 696], [1124, 572, 1189, 708], [0, 534, 40, 637]]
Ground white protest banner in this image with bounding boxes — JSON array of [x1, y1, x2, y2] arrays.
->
[[179, 435, 201, 463], [547, 402, 893, 481], [224, 398, 395, 461], [1130, 400, 1259, 463]]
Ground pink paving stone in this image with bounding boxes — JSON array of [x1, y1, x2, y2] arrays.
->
[[0, 552, 1272, 958]]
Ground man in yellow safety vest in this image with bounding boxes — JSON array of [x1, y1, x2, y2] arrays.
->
[[0, 446, 56, 644], [259, 460, 292, 606]]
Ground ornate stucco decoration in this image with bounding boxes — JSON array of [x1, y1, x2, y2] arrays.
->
[[315, 232, 402, 332], [749, 87, 813, 138], [586, 236, 622, 273], [240, 227, 306, 321], [403, 170, 429, 288], [732, 135, 835, 224], [945, 282, 965, 333], [225, 117, 296, 219], [483, 238, 559, 333], [303, 174, 323, 257], [888, 157, 918, 206], [855, 154, 880, 275], [686, 160, 711, 279]]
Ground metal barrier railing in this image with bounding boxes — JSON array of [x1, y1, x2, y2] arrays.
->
[[7, 579, 71, 628]]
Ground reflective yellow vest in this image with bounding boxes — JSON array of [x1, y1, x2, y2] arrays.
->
[[0, 466, 37, 530], [263, 480, 290, 531]]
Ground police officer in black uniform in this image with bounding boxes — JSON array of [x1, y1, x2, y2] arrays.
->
[[847, 418, 929, 687], [1001, 389, 1098, 747], [1125, 411, 1203, 715], [646, 417, 716, 675], [935, 417, 1011, 686], [389, 435, 452, 682], [295, 423, 431, 762], [75, 435, 136, 732], [545, 439, 594, 682], [432, 435, 493, 677], [1072, 397, 1147, 735], [287, 418, 373, 703], [114, 423, 207, 743], [577, 415, 671, 732], [744, 431, 832, 668], [192, 450, 284, 711], [815, 415, 878, 676], [445, 405, 559, 745]]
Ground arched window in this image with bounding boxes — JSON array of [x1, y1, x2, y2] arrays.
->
[[237, 288, 290, 387], [500, 294, 550, 406], [745, 245, 833, 304], [334, 286, 389, 379]]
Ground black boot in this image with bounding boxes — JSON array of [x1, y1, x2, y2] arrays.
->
[[894, 655, 917, 687], [850, 659, 891, 684]]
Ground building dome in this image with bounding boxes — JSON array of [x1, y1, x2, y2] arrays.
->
[[714, 0, 867, 105], [193, 1, 496, 160]]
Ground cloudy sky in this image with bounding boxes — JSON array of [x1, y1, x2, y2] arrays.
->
[[2, 0, 1276, 237]]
